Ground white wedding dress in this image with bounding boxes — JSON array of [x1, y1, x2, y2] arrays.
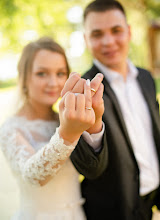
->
[[0, 116, 86, 220]]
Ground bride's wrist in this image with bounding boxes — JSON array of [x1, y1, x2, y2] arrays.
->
[[58, 126, 80, 145]]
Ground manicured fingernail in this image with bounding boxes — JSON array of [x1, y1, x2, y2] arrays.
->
[[86, 79, 90, 86]]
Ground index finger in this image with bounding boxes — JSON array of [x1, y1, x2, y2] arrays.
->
[[61, 72, 81, 97]]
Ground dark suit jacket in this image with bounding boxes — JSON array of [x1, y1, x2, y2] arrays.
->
[[71, 64, 160, 220]]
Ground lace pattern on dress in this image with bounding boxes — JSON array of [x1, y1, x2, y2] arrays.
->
[[21, 128, 75, 185], [0, 118, 76, 186]]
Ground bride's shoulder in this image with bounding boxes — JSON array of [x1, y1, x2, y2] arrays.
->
[[0, 115, 25, 133], [0, 116, 28, 150]]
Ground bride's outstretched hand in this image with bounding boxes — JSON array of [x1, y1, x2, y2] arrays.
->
[[61, 72, 104, 134], [59, 79, 95, 144]]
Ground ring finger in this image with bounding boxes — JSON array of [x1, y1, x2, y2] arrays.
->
[[90, 73, 104, 97]]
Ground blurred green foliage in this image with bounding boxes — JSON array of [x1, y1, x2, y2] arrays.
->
[[0, 0, 160, 84], [0, 0, 90, 52], [0, 78, 17, 89], [155, 78, 160, 94]]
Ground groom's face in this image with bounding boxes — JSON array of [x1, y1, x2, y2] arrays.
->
[[84, 9, 131, 71]]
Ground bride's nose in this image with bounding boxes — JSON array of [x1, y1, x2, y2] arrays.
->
[[48, 75, 58, 87]]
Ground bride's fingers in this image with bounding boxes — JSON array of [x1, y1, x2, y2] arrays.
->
[[61, 73, 81, 97], [76, 94, 85, 115], [64, 92, 76, 113], [59, 91, 74, 112], [69, 71, 81, 78], [72, 78, 86, 94]]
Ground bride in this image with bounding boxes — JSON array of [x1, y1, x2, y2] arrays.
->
[[0, 37, 105, 220]]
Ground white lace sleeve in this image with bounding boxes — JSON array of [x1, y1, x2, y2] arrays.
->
[[0, 121, 76, 186]]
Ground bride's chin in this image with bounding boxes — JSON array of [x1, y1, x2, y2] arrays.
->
[[47, 100, 58, 106]]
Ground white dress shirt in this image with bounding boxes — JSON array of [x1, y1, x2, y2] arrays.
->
[[82, 122, 104, 151], [94, 59, 159, 196]]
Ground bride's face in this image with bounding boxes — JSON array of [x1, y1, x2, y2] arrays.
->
[[27, 49, 68, 107]]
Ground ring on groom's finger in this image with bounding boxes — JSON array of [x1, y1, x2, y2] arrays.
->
[[85, 107, 92, 110], [91, 88, 96, 93]]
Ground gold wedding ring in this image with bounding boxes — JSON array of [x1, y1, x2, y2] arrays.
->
[[91, 88, 96, 93], [85, 107, 92, 110]]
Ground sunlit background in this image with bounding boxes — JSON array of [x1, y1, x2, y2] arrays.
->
[[0, 0, 160, 219]]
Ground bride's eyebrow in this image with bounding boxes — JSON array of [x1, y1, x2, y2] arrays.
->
[[35, 67, 48, 70]]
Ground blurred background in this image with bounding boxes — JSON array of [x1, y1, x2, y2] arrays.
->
[[0, 0, 160, 219]]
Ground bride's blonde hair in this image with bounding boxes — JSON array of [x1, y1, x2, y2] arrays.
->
[[17, 36, 70, 108]]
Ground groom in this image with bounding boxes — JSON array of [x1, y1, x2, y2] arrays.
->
[[64, 1, 160, 220]]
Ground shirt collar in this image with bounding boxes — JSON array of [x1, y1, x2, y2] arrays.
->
[[93, 59, 138, 84]]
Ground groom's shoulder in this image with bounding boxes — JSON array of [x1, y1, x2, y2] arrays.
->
[[82, 65, 100, 80]]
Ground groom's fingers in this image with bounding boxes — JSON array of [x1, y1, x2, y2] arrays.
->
[[90, 73, 104, 96], [61, 73, 81, 97], [61, 72, 104, 98]]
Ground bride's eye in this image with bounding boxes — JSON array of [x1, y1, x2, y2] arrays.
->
[[36, 72, 47, 77], [57, 72, 67, 77]]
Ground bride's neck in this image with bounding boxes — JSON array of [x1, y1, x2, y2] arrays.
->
[[17, 101, 57, 121]]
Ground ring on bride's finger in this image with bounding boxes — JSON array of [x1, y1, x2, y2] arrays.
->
[[91, 88, 96, 93], [85, 107, 92, 110]]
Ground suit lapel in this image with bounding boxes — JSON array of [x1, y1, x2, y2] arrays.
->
[[88, 64, 133, 145], [103, 76, 140, 168], [86, 64, 160, 173], [137, 71, 159, 127], [89, 65, 130, 137], [87, 65, 139, 168], [103, 77, 128, 137], [137, 70, 160, 161]]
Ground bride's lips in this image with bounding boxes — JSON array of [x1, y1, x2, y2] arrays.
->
[[45, 91, 58, 96]]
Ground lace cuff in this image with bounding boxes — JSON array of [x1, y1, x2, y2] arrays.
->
[[20, 127, 76, 185]]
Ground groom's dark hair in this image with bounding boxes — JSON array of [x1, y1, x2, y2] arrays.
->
[[83, 0, 126, 22]]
